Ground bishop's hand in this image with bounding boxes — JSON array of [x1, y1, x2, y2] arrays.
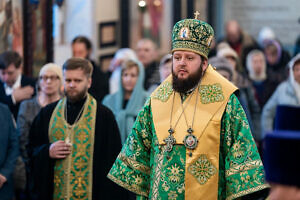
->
[[49, 140, 72, 159]]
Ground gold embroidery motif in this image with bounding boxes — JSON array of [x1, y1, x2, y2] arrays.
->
[[152, 82, 173, 102], [199, 83, 224, 104], [188, 154, 217, 185], [167, 164, 184, 183], [168, 191, 178, 200], [226, 184, 270, 200], [226, 160, 263, 177], [172, 41, 209, 58]]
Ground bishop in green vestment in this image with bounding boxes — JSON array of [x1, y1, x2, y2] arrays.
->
[[108, 15, 269, 200]]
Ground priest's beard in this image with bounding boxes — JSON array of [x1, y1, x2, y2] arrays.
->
[[65, 87, 88, 103], [172, 63, 204, 93]]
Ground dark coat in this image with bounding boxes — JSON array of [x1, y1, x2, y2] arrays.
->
[[0, 103, 19, 200], [0, 75, 36, 120], [266, 50, 290, 86], [89, 60, 109, 102], [144, 61, 160, 90], [27, 97, 129, 200]]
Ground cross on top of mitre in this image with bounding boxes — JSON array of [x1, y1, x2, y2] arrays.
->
[[194, 11, 200, 19]]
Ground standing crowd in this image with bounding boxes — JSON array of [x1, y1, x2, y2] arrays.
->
[[0, 15, 300, 200]]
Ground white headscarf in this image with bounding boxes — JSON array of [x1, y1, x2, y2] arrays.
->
[[288, 53, 300, 102], [246, 50, 267, 81]]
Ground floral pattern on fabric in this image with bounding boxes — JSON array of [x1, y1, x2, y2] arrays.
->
[[188, 154, 217, 185], [199, 83, 224, 104], [152, 82, 173, 102], [108, 94, 268, 200], [49, 95, 96, 200], [107, 98, 153, 197], [158, 145, 186, 200], [218, 94, 269, 200]]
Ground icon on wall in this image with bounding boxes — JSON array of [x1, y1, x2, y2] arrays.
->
[[98, 21, 117, 48]]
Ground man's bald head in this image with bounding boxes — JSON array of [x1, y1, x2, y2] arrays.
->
[[225, 20, 242, 44], [136, 39, 157, 67]]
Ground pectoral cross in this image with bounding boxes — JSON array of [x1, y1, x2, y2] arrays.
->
[[164, 133, 176, 152], [194, 11, 200, 19], [65, 136, 72, 145], [65, 125, 73, 145]]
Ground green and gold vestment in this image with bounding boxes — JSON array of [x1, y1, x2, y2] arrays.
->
[[108, 66, 268, 200], [49, 94, 97, 200]]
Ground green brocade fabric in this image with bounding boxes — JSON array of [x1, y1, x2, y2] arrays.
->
[[108, 94, 268, 200], [49, 95, 97, 200]]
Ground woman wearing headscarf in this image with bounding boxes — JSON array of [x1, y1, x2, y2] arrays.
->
[[263, 39, 291, 84], [108, 48, 138, 94], [217, 45, 249, 88], [262, 54, 300, 137], [246, 49, 278, 109], [103, 59, 149, 144]]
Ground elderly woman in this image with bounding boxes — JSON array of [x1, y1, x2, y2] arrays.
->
[[103, 59, 148, 144], [262, 54, 300, 137], [15, 63, 63, 198], [17, 63, 63, 160]]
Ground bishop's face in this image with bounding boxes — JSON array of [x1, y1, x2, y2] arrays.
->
[[63, 68, 91, 102], [172, 51, 208, 93]]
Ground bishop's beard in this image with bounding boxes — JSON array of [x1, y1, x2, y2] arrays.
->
[[172, 63, 204, 93]]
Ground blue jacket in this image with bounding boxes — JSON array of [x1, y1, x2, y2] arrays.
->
[[0, 103, 19, 200]]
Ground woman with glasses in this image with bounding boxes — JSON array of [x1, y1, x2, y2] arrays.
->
[[15, 63, 63, 199]]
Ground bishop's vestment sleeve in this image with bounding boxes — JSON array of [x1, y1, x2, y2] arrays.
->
[[108, 99, 152, 198], [218, 94, 269, 200]]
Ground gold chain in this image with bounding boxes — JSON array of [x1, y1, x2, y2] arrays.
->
[[181, 87, 199, 131], [169, 90, 195, 132]]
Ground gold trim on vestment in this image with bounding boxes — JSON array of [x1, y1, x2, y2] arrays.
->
[[226, 160, 263, 177], [107, 173, 149, 197], [150, 146, 166, 200], [226, 184, 270, 200], [118, 153, 151, 175]]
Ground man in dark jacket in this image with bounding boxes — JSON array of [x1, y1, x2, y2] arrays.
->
[[72, 36, 109, 102], [0, 51, 35, 120], [136, 38, 160, 90], [0, 103, 19, 200]]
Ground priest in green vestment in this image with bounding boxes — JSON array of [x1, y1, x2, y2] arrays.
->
[[108, 14, 269, 200], [27, 58, 129, 200]]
